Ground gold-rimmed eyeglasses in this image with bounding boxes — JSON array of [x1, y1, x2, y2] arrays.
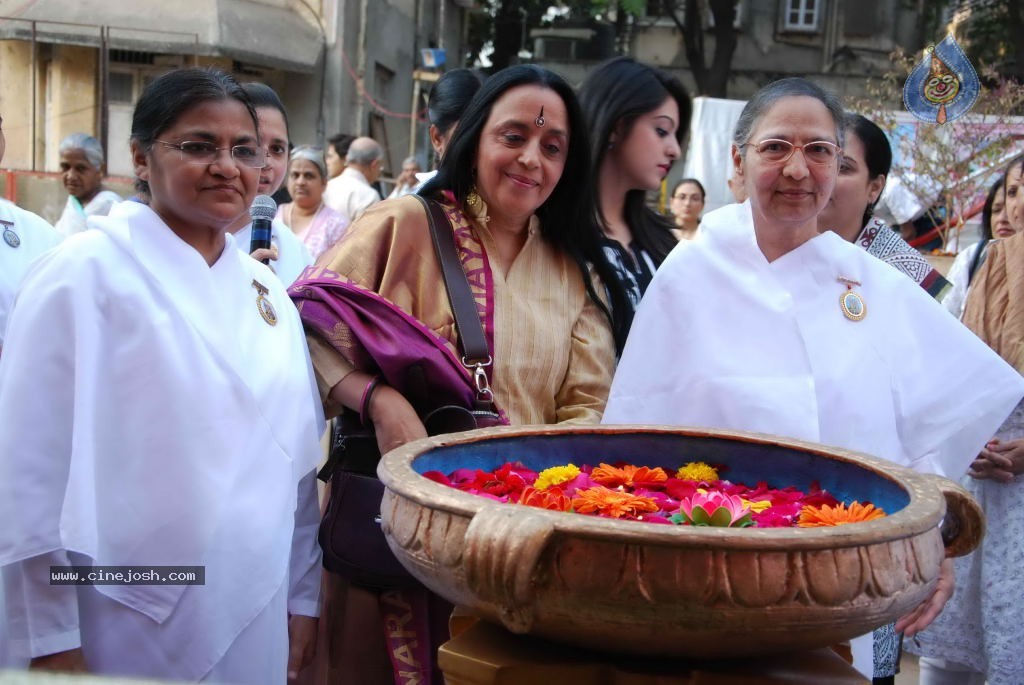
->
[[740, 139, 841, 166], [156, 140, 267, 169]]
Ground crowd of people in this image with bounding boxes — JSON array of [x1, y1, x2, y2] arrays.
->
[[0, 57, 1022, 685]]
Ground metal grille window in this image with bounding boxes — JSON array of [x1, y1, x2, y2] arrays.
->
[[784, 0, 820, 31], [108, 71, 135, 104]]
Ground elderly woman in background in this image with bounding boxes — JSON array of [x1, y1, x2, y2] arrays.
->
[[54, 133, 122, 237], [911, 153, 1024, 685], [670, 178, 705, 241], [817, 113, 949, 299], [292, 63, 621, 685], [276, 146, 348, 260], [603, 77, 1024, 685], [942, 176, 1014, 319]]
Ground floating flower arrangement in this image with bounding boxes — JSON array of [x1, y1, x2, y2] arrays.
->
[[423, 461, 887, 528]]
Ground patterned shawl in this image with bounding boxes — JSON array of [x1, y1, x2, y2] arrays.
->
[[856, 217, 950, 300]]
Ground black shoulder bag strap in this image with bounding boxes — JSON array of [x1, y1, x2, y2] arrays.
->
[[413, 195, 494, 404]]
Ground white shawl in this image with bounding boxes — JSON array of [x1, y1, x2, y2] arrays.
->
[[0, 201, 323, 626], [605, 201, 1023, 478]]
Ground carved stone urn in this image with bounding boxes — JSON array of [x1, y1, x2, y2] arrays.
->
[[377, 425, 983, 658]]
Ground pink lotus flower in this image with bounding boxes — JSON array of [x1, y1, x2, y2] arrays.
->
[[672, 490, 754, 528]]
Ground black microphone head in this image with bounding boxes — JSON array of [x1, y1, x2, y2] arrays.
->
[[250, 194, 277, 221]]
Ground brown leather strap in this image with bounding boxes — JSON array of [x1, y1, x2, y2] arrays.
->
[[415, 195, 491, 366]]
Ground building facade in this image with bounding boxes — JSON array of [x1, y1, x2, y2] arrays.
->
[[0, 0, 471, 217], [534, 0, 929, 101]]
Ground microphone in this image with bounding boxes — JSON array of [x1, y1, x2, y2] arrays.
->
[[249, 195, 277, 265]]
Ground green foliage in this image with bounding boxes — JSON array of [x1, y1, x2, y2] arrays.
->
[[618, 0, 647, 15], [917, 0, 1024, 83]]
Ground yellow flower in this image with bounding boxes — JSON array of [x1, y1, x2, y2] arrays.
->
[[535, 464, 581, 490], [797, 501, 886, 527], [741, 498, 773, 513], [676, 461, 720, 482]]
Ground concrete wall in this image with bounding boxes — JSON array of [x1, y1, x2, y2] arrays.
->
[[44, 45, 99, 171], [321, 0, 468, 178], [0, 40, 38, 170], [2, 0, 468, 193]]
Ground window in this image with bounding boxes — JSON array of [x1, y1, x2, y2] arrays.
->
[[784, 0, 820, 31], [108, 72, 135, 104]]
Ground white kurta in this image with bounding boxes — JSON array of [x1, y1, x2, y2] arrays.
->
[[603, 201, 1024, 678], [53, 189, 122, 237], [0, 199, 62, 350], [322, 167, 380, 223], [0, 201, 323, 682], [233, 217, 313, 286]]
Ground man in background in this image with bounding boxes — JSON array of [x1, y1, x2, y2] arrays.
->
[[325, 133, 356, 179], [324, 136, 383, 223]]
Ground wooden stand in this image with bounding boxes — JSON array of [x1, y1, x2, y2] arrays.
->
[[439, 621, 868, 685]]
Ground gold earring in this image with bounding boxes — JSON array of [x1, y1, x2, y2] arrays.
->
[[465, 186, 489, 223], [467, 186, 483, 212]]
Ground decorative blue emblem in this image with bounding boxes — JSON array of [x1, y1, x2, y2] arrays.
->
[[904, 35, 979, 125], [2, 227, 19, 248]]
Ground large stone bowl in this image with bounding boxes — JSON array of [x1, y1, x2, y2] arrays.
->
[[377, 425, 983, 658]]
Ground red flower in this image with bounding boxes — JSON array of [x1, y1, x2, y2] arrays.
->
[[664, 478, 700, 501], [456, 462, 536, 500], [422, 470, 453, 487]]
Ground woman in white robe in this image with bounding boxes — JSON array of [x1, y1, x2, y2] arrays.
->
[[226, 83, 313, 286], [53, 133, 121, 237], [0, 68, 323, 683], [603, 78, 1024, 684], [0, 112, 63, 670]]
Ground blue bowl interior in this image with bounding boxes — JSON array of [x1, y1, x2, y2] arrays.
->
[[412, 432, 911, 513]]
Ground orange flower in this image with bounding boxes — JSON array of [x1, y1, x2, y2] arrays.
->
[[572, 487, 660, 519], [797, 501, 886, 527], [591, 463, 668, 489], [518, 486, 572, 512]]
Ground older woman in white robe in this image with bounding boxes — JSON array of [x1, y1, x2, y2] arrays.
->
[[604, 78, 1024, 684]]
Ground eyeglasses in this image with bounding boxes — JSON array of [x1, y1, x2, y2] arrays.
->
[[741, 139, 841, 166], [156, 140, 267, 169]]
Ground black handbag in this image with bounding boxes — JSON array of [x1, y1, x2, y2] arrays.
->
[[317, 196, 501, 589]]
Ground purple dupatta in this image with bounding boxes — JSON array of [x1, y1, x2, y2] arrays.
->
[[289, 265, 508, 422]]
